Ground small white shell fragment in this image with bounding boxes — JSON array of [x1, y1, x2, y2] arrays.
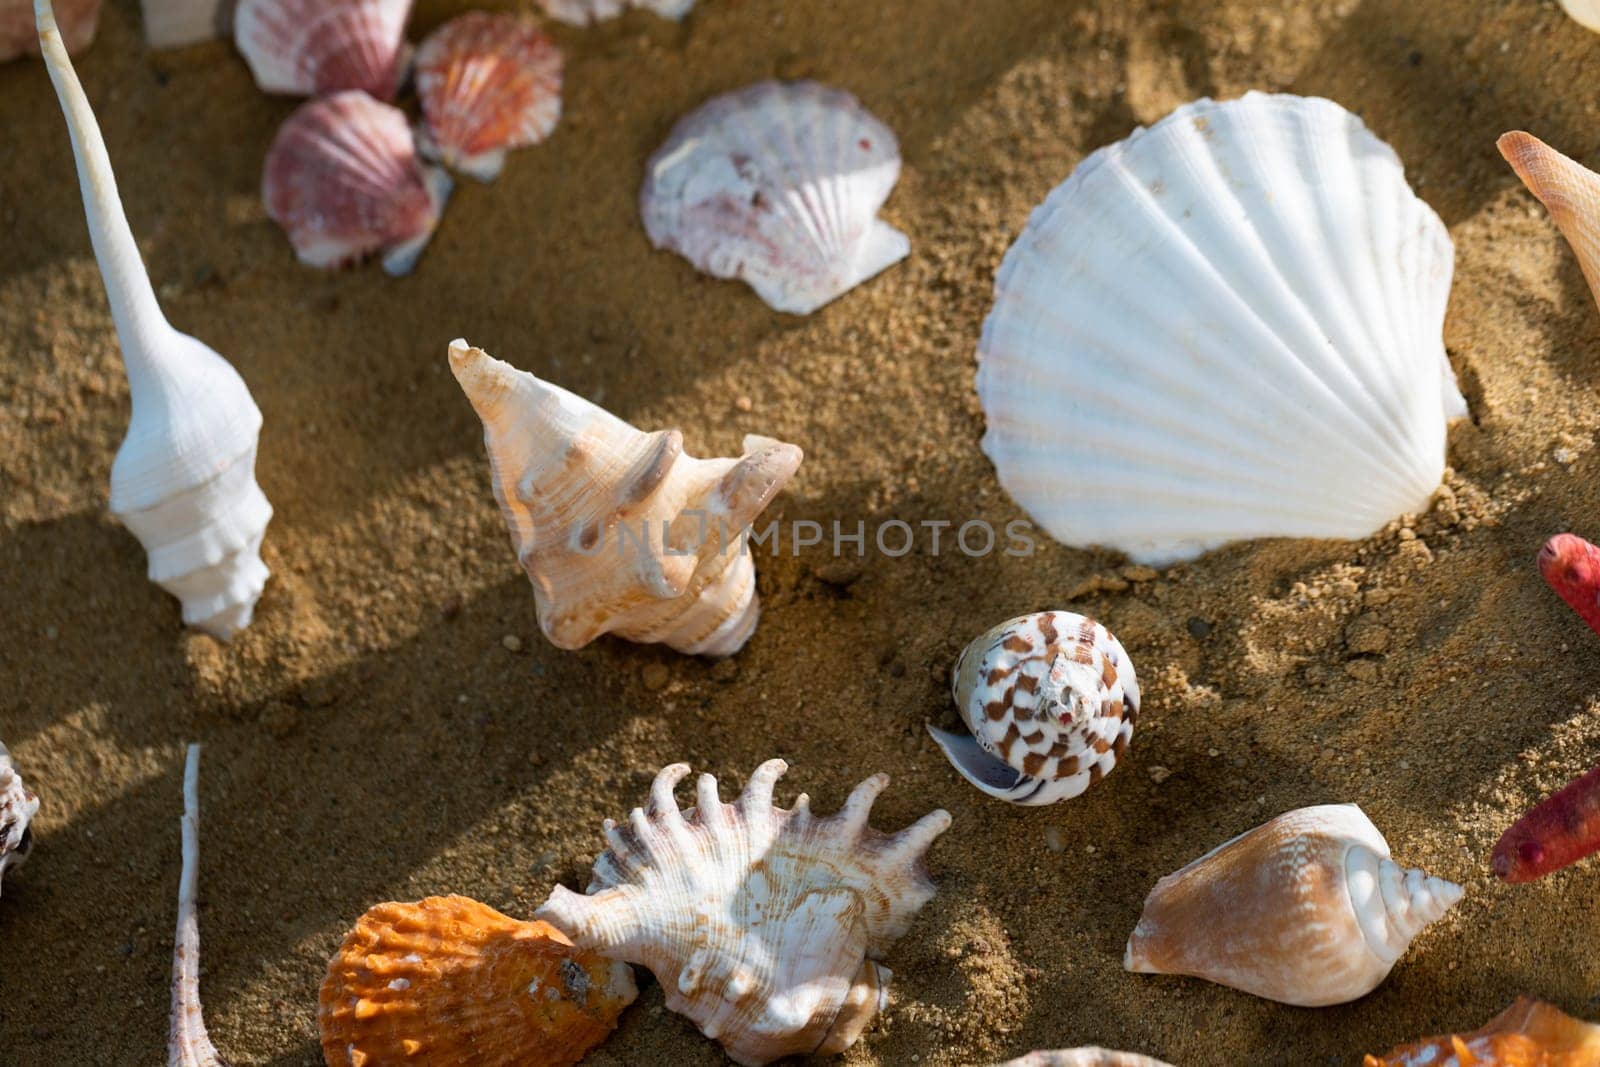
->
[[929, 611, 1139, 806], [1124, 803, 1464, 1007], [977, 92, 1467, 566], [140, 0, 227, 49], [538, 0, 693, 25], [536, 760, 952, 1066], [0, 742, 39, 896], [641, 80, 909, 315]]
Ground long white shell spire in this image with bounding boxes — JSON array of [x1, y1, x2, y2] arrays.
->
[[170, 745, 228, 1067], [36, 0, 273, 639]]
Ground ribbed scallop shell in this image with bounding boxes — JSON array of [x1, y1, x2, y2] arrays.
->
[[1500, 132, 1600, 318], [414, 13, 562, 183], [234, 0, 411, 99], [1365, 997, 1600, 1067], [263, 91, 453, 276], [1125, 804, 1463, 1007], [538, 0, 694, 26], [928, 611, 1139, 806], [1, 0, 98, 61], [448, 340, 802, 656], [997, 1051, 1175, 1067], [536, 760, 953, 1066], [641, 80, 910, 315], [0, 742, 38, 896], [1560, 0, 1600, 33], [320, 895, 637, 1067], [977, 92, 1467, 566]]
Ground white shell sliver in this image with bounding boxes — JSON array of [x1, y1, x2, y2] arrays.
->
[[642, 80, 910, 315], [977, 93, 1467, 566], [537, 760, 952, 1066], [169, 745, 227, 1067], [538, 0, 693, 26]]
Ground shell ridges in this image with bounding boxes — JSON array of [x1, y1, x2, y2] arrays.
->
[[234, 0, 412, 99]]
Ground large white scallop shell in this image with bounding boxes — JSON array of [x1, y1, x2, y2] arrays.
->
[[977, 92, 1467, 566], [448, 340, 801, 656], [536, 760, 952, 1066], [0, 742, 39, 896], [234, 0, 411, 99], [538, 0, 693, 26], [928, 611, 1139, 806], [641, 80, 910, 315], [1124, 804, 1463, 1007], [38, 0, 273, 639]]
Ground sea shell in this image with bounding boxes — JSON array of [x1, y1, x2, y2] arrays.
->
[[1365, 997, 1600, 1066], [0, 742, 39, 896], [414, 12, 563, 183], [537, 0, 694, 26], [234, 0, 411, 99], [997, 1051, 1175, 1067], [263, 91, 453, 276], [1560, 0, 1600, 33], [927, 611, 1139, 806], [319, 895, 637, 1067], [1, 0, 96, 60], [1124, 804, 1463, 1007], [141, 0, 228, 49], [977, 92, 1467, 566], [535, 760, 953, 1066], [1500, 133, 1600, 318], [170, 745, 228, 1067], [640, 80, 910, 315], [39, 0, 273, 639], [448, 339, 802, 656]]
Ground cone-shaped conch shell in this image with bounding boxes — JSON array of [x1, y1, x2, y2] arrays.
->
[[535, 760, 953, 1066], [0, 741, 39, 896], [997, 1052, 1175, 1067], [448, 340, 802, 655], [170, 745, 228, 1067], [1560, 0, 1600, 33], [928, 611, 1139, 806], [1124, 804, 1463, 1007], [2, 0, 94, 60], [1500, 133, 1600, 318], [319, 895, 637, 1066], [1365, 997, 1600, 1066], [36, 0, 273, 639]]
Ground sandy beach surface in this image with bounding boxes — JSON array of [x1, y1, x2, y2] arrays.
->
[[4, 0, 1600, 1063]]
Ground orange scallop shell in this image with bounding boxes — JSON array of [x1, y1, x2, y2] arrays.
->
[[1365, 998, 1600, 1067], [319, 895, 637, 1067]]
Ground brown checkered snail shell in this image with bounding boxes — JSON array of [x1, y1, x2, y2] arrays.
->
[[928, 611, 1139, 805]]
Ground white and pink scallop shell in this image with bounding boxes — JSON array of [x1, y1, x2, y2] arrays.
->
[[538, 0, 694, 26], [1, 0, 99, 61], [414, 12, 562, 183], [640, 80, 910, 315], [262, 90, 452, 276], [234, 0, 412, 99], [0, 741, 38, 896]]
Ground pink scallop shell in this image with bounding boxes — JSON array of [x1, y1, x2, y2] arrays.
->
[[414, 12, 562, 183], [1, 0, 100, 62], [234, 0, 412, 99], [262, 90, 452, 276]]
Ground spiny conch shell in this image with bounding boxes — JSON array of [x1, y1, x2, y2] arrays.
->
[[977, 92, 1467, 566], [234, 0, 411, 99], [537, 0, 694, 26], [1365, 997, 1600, 1067], [928, 611, 1140, 806], [996, 1051, 1175, 1067], [1, 0, 95, 60], [319, 895, 637, 1067], [263, 90, 453, 276], [535, 760, 953, 1066], [414, 12, 563, 183], [38, 0, 274, 639], [447, 340, 802, 656], [1560, 0, 1600, 33], [1500, 132, 1600, 318], [1124, 804, 1463, 1007], [0, 741, 39, 897], [170, 745, 229, 1067], [640, 80, 910, 315], [141, 0, 228, 49]]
